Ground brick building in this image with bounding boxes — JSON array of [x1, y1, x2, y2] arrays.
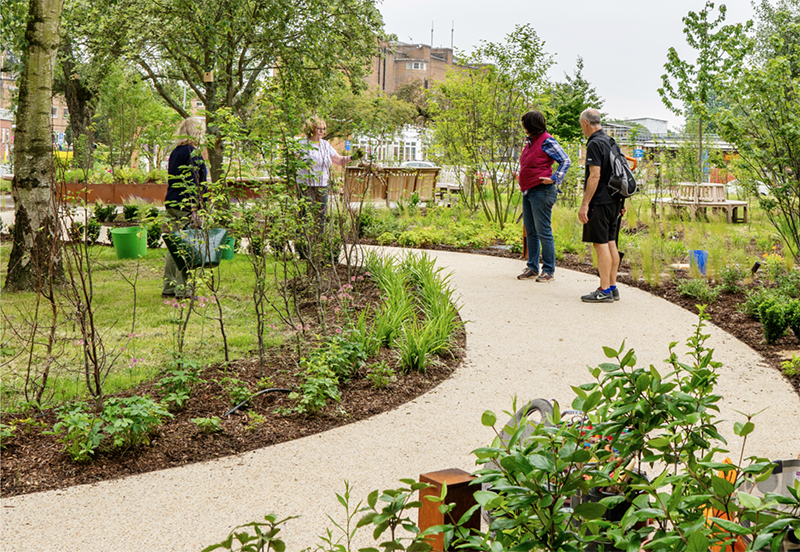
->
[[366, 41, 460, 94], [1, 50, 71, 166]]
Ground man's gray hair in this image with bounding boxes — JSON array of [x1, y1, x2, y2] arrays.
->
[[580, 108, 602, 126]]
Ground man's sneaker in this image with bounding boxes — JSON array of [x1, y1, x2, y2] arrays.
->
[[581, 288, 614, 303], [517, 268, 538, 280], [536, 273, 554, 283], [611, 288, 620, 301]]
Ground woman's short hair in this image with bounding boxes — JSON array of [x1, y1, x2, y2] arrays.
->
[[521, 110, 547, 136], [303, 116, 326, 138], [175, 117, 204, 146]]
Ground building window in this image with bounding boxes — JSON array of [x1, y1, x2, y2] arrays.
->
[[51, 106, 58, 118], [63, 106, 69, 118], [405, 62, 426, 70]]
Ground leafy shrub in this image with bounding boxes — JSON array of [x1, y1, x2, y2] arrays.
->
[[717, 264, 747, 293], [191, 416, 223, 434], [201, 514, 292, 552], [283, 357, 340, 416], [397, 230, 423, 247], [85, 218, 101, 244], [93, 201, 117, 223], [49, 403, 105, 462], [63, 169, 86, 184], [316, 333, 367, 382], [122, 203, 141, 221], [377, 231, 396, 245], [677, 278, 720, 304], [219, 377, 251, 407], [100, 396, 172, 450], [366, 361, 397, 389], [776, 268, 800, 298], [0, 423, 15, 450], [787, 299, 800, 342], [357, 204, 377, 238], [782, 354, 800, 376], [114, 166, 145, 184], [742, 287, 784, 318], [145, 223, 162, 249], [758, 296, 788, 344], [157, 365, 202, 411], [144, 168, 167, 183], [361, 216, 408, 239]]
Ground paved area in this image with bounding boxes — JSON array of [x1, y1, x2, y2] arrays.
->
[[2, 246, 799, 551]]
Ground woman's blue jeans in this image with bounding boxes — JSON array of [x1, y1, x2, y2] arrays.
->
[[521, 184, 558, 275]]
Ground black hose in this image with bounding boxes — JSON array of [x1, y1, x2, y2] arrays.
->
[[223, 388, 292, 417]]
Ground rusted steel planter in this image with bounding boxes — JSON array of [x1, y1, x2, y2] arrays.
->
[[57, 182, 168, 205]]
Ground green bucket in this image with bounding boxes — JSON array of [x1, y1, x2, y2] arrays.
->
[[220, 235, 236, 261], [111, 226, 147, 259]]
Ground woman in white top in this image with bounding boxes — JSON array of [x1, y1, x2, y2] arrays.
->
[[298, 116, 351, 232]]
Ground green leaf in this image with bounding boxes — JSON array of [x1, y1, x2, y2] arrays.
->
[[751, 532, 773, 550], [733, 421, 755, 437], [574, 501, 607, 520], [710, 517, 748, 535], [583, 391, 602, 412], [635, 374, 651, 394], [711, 475, 735, 498], [603, 346, 618, 359], [481, 410, 497, 427], [473, 490, 498, 506], [572, 385, 588, 399], [357, 512, 378, 528], [687, 531, 709, 552], [737, 491, 761, 510], [529, 453, 556, 472]]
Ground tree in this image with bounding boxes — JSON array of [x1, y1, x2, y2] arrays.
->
[[717, 9, 800, 262], [427, 24, 552, 227], [659, 1, 752, 182], [5, 0, 65, 292], [548, 57, 604, 142], [325, 85, 416, 145], [103, 0, 383, 182]]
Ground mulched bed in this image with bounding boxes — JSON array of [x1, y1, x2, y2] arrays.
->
[[0, 267, 464, 498], [2, 240, 798, 499]]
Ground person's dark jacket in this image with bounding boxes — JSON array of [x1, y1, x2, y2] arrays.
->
[[165, 144, 207, 210]]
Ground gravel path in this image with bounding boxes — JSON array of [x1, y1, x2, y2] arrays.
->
[[2, 247, 799, 552]]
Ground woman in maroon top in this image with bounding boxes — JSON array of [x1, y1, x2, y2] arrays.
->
[[517, 110, 571, 282]]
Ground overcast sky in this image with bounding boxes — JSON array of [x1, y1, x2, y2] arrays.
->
[[377, 0, 758, 130]]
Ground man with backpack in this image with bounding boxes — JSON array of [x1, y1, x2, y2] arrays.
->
[[577, 108, 627, 303]]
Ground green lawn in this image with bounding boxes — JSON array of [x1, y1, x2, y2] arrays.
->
[[1, 244, 284, 411]]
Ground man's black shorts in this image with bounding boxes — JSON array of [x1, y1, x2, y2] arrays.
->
[[582, 202, 622, 244]]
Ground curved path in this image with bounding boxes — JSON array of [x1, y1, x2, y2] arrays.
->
[[3, 247, 799, 551]]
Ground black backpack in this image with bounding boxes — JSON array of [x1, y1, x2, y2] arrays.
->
[[604, 136, 637, 198]]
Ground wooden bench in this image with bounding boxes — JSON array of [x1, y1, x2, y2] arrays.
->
[[651, 183, 748, 223], [343, 166, 440, 204]]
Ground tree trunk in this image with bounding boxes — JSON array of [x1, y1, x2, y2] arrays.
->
[[5, 0, 65, 292], [59, 38, 95, 170]]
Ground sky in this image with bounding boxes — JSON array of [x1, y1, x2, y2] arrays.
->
[[377, 0, 758, 130]]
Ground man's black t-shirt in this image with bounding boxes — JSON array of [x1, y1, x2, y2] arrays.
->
[[584, 129, 614, 206]]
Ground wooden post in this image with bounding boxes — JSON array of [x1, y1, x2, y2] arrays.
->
[[418, 468, 480, 551]]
